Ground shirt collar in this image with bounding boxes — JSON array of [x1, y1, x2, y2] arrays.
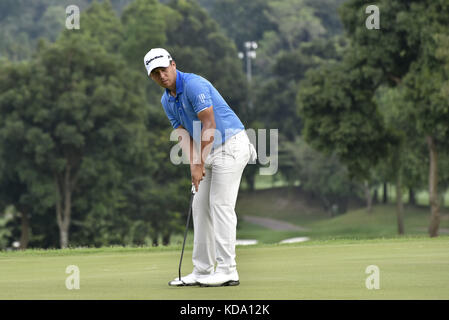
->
[[166, 70, 183, 99]]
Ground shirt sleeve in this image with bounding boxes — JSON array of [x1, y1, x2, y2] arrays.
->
[[185, 78, 213, 114], [161, 96, 181, 129]]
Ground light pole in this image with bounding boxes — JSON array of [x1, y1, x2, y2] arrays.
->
[[244, 41, 257, 83], [239, 41, 258, 110]]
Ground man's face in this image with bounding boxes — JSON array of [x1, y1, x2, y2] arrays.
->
[[150, 61, 177, 89]]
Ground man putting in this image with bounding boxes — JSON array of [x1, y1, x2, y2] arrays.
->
[[144, 48, 256, 287]]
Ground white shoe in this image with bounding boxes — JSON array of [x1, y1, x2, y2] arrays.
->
[[198, 271, 240, 287], [168, 272, 210, 287]]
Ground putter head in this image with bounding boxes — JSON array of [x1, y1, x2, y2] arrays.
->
[[168, 277, 187, 287]]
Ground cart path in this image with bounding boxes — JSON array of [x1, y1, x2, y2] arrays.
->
[[241, 215, 308, 231]]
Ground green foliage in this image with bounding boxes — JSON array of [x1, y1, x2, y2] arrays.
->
[[0, 210, 14, 249], [266, 0, 326, 49], [5, 0, 447, 246], [209, 0, 276, 51], [297, 60, 394, 180], [0, 0, 249, 248], [281, 136, 355, 213], [163, 0, 248, 118], [255, 38, 345, 140], [205, 0, 351, 194], [339, 0, 418, 85], [298, 0, 449, 185], [0, 0, 91, 61], [403, 38, 449, 149], [254, 0, 345, 77], [120, 0, 167, 69], [374, 86, 428, 191], [0, 30, 152, 247], [340, 0, 449, 139], [304, 0, 346, 37], [35, 6, 67, 43], [63, 1, 124, 51]]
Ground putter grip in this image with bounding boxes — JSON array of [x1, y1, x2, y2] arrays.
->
[[191, 184, 196, 194]]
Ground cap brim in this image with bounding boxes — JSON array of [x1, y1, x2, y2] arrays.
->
[[147, 58, 171, 75]]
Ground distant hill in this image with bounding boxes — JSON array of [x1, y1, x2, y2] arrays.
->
[[236, 186, 365, 224]]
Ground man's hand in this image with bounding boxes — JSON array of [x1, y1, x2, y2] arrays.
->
[[191, 164, 206, 192]]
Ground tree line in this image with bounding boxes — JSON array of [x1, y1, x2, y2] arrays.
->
[[0, 0, 448, 249], [0, 0, 247, 249]]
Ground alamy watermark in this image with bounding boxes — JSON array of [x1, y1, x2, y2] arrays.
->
[[365, 265, 380, 289], [66, 5, 80, 30], [365, 4, 380, 30], [169, 122, 278, 175], [65, 265, 80, 290]]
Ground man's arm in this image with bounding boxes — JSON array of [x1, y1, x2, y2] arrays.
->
[[174, 106, 216, 191], [196, 106, 216, 167], [174, 124, 196, 166]]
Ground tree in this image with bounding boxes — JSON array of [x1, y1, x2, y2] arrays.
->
[[340, 0, 449, 236], [208, 0, 276, 52], [297, 56, 396, 213], [375, 85, 432, 232], [0, 59, 57, 248], [304, 0, 347, 37], [0, 172, 33, 249], [161, 0, 248, 120], [119, 126, 190, 246], [69, 0, 124, 52], [119, 0, 248, 242], [0, 207, 14, 250], [120, 0, 167, 70], [0, 35, 149, 248], [0, 0, 92, 61], [402, 32, 449, 236], [282, 136, 356, 215], [253, 0, 327, 77], [255, 38, 344, 139]]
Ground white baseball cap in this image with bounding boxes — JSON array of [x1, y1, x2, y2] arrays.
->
[[144, 48, 172, 76]]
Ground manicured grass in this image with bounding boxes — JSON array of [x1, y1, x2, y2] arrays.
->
[[235, 185, 449, 242], [294, 204, 448, 241], [103, 190, 449, 248], [1, 236, 448, 299], [169, 187, 449, 246], [236, 187, 330, 225], [236, 220, 306, 243], [235, 204, 449, 242]]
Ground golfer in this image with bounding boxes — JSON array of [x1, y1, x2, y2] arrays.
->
[[144, 48, 256, 287]]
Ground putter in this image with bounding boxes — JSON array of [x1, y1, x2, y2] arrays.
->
[[168, 184, 196, 286]]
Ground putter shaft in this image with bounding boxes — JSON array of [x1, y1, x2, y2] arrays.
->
[[178, 187, 195, 282]]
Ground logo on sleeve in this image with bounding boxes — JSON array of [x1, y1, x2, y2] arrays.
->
[[198, 93, 206, 104]]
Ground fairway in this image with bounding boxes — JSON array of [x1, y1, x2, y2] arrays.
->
[[1, 237, 448, 300]]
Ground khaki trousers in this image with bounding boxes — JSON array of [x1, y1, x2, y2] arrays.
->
[[192, 129, 256, 275]]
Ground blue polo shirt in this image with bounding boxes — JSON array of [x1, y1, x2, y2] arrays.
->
[[161, 70, 245, 148]]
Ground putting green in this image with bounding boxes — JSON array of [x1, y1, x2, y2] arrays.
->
[[1, 236, 448, 299]]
